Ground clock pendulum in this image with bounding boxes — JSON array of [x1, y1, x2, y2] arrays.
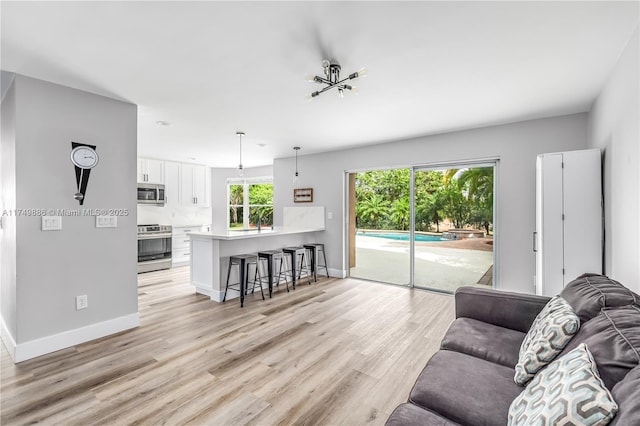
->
[[70, 142, 99, 205]]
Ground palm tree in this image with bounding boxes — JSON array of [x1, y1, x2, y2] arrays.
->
[[390, 198, 410, 230], [458, 167, 493, 202], [458, 167, 493, 233], [358, 193, 391, 229]]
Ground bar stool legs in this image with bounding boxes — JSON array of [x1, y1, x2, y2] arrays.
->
[[304, 243, 329, 282], [282, 246, 311, 290], [223, 254, 264, 307], [257, 250, 288, 297]]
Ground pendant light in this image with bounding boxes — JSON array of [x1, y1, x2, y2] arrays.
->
[[237, 131, 244, 177], [293, 146, 300, 185]]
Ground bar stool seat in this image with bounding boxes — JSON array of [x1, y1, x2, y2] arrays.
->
[[303, 243, 329, 282], [223, 253, 264, 307], [282, 246, 312, 289], [257, 249, 288, 297]]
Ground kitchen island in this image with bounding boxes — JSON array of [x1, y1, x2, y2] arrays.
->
[[189, 227, 325, 302]]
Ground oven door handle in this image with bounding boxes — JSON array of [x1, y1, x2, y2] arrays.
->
[[137, 233, 172, 240]]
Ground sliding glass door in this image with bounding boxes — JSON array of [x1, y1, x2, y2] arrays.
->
[[412, 164, 495, 292], [348, 161, 496, 293], [348, 169, 411, 285]]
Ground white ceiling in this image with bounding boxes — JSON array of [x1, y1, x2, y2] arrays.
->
[[1, 1, 638, 167]]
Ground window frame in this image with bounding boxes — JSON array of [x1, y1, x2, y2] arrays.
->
[[227, 176, 273, 230]]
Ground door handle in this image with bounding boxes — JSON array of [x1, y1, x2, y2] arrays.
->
[[533, 231, 538, 252]]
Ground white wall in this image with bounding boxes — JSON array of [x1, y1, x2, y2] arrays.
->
[[588, 26, 639, 293], [210, 165, 273, 232], [1, 77, 17, 345], [1, 75, 138, 361], [274, 114, 589, 294]]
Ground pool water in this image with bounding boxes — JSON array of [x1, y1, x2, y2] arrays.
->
[[357, 232, 446, 242]]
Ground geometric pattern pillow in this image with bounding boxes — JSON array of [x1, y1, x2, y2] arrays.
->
[[519, 296, 569, 357], [508, 343, 618, 426], [515, 295, 580, 385]]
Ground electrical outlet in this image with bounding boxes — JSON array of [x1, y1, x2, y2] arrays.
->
[[42, 216, 62, 231], [96, 215, 117, 228], [76, 295, 88, 310]]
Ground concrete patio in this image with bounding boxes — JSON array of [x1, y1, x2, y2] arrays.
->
[[350, 235, 494, 293]]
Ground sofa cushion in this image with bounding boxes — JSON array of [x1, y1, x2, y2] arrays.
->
[[385, 403, 461, 426], [561, 305, 640, 390], [508, 343, 618, 426], [560, 273, 639, 323], [441, 318, 525, 368], [609, 366, 640, 426], [514, 296, 580, 385], [409, 350, 522, 426]]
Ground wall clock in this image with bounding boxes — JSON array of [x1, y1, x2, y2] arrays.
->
[[70, 142, 98, 205]]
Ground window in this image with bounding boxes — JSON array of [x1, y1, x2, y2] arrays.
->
[[228, 177, 273, 230]]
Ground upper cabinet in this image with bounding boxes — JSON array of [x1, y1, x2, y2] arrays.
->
[[163, 161, 181, 206], [138, 158, 210, 208], [137, 158, 164, 184], [180, 164, 210, 207]]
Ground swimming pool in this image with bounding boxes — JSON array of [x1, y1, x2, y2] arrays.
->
[[356, 232, 447, 242]]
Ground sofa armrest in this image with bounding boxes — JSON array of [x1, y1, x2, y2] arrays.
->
[[455, 287, 550, 333]]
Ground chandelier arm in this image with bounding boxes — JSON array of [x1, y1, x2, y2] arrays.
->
[[335, 76, 355, 86], [315, 76, 332, 85], [317, 84, 338, 95]]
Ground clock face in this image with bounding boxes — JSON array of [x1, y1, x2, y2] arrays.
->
[[71, 146, 99, 169]]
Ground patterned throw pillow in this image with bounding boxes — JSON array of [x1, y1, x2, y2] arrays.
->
[[509, 343, 618, 426], [515, 295, 580, 385]]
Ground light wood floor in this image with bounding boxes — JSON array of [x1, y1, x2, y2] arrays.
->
[[1, 266, 454, 425]]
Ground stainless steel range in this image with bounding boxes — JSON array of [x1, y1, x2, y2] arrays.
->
[[137, 224, 172, 273]]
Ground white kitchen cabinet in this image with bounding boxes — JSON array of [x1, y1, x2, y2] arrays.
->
[[163, 161, 180, 206], [138, 158, 164, 184], [180, 164, 210, 207], [535, 148, 602, 296], [172, 225, 210, 267], [172, 226, 196, 266]]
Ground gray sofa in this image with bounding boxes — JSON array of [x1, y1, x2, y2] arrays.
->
[[386, 274, 640, 425]]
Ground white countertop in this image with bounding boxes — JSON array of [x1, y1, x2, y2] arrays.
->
[[188, 227, 324, 240]]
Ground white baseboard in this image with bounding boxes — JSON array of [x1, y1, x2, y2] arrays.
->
[[209, 288, 225, 302], [328, 268, 346, 278], [1, 318, 17, 361], [192, 281, 215, 298], [5, 313, 139, 363]]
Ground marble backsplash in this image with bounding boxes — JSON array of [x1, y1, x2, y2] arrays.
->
[[283, 206, 325, 230]]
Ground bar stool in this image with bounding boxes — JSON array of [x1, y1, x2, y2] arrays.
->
[[223, 253, 264, 307], [304, 243, 329, 282], [257, 249, 288, 297], [281, 246, 312, 289]]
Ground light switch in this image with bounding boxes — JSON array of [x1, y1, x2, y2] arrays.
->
[[327, 212, 333, 220], [96, 215, 117, 228], [42, 216, 62, 231]]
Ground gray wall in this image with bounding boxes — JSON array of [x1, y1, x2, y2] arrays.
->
[[588, 26, 639, 293], [1, 75, 138, 355], [274, 113, 589, 294]]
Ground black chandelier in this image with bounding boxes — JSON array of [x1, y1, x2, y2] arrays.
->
[[307, 59, 366, 100]]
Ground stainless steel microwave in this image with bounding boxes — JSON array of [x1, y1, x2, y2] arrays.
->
[[137, 183, 166, 206]]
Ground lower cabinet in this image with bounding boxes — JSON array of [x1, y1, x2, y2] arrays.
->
[[172, 226, 196, 267], [172, 225, 210, 267]]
